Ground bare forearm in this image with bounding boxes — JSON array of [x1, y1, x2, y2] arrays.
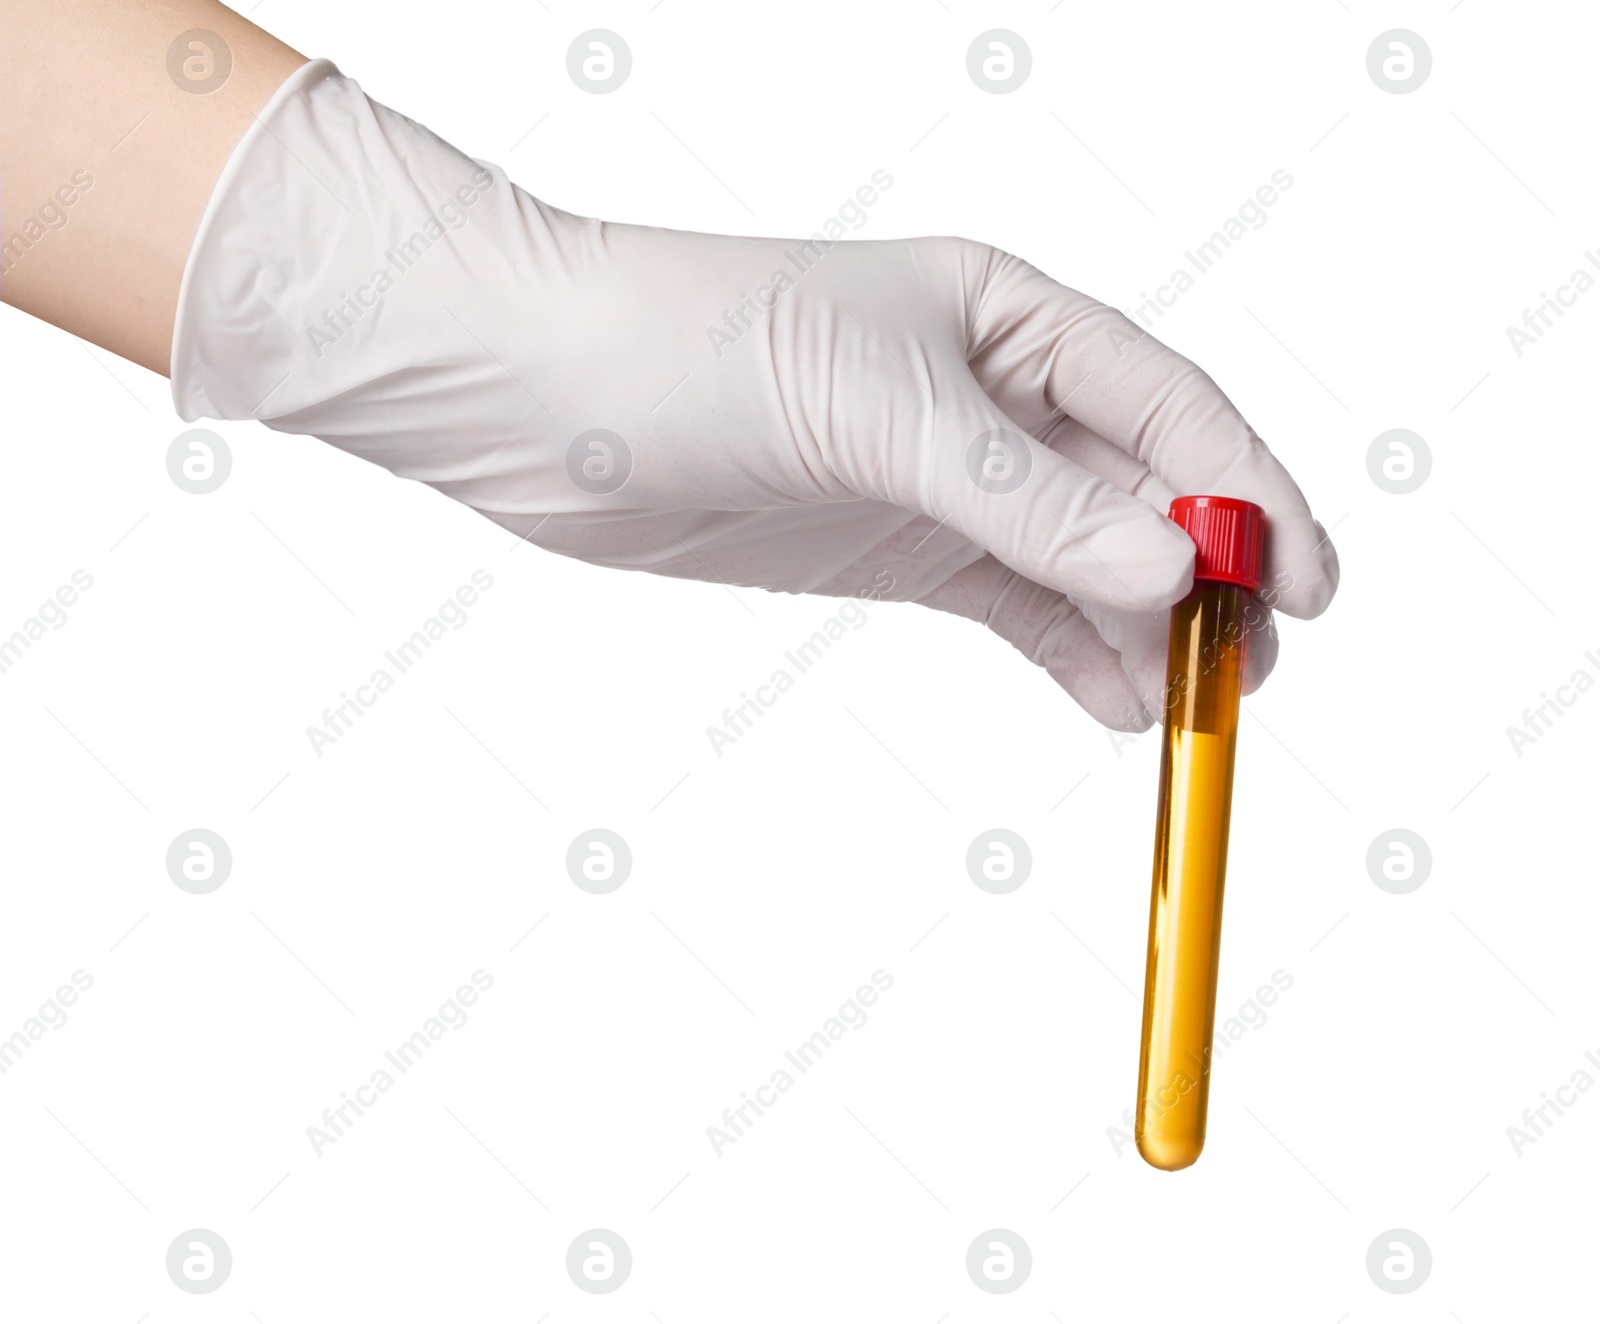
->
[[0, 0, 303, 374]]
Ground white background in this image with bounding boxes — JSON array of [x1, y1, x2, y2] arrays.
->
[[2, 1, 1596, 1319]]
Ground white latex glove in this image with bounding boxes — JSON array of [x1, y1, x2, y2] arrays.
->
[[173, 59, 1339, 730]]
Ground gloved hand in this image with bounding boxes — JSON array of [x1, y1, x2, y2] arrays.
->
[[173, 59, 1339, 730]]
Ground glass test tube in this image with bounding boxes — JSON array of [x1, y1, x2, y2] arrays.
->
[[1135, 496, 1266, 1171]]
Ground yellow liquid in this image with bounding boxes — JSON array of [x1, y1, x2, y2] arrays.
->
[[1135, 583, 1245, 1171]]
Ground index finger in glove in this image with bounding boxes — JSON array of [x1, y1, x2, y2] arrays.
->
[[957, 245, 1339, 621]]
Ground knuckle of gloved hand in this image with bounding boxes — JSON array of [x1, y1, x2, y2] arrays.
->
[[992, 576, 1069, 663], [1025, 607, 1090, 671], [904, 235, 1013, 298]]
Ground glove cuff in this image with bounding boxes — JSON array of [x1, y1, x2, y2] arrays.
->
[[169, 56, 341, 419]]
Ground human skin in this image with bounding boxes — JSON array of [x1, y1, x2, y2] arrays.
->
[[0, 0, 305, 373]]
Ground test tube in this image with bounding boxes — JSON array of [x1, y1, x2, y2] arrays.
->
[[1135, 495, 1266, 1171]]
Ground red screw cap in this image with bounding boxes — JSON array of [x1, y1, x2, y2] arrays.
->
[[1168, 496, 1267, 593]]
